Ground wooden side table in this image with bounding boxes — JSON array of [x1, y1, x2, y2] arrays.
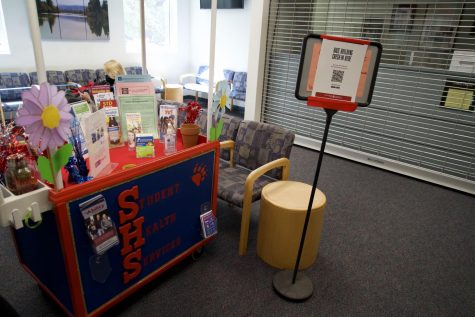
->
[[164, 84, 183, 102], [257, 181, 326, 270]]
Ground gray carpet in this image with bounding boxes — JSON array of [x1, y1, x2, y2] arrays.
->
[[1, 145, 474, 316]]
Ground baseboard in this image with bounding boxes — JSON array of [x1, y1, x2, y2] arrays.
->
[[295, 135, 475, 195]]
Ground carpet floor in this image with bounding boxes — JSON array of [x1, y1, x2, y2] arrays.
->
[[0, 145, 474, 316]]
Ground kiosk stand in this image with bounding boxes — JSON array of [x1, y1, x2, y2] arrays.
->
[[273, 34, 382, 301], [0, 136, 220, 317]]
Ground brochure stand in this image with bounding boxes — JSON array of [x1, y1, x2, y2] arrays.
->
[[273, 34, 382, 301], [1, 135, 220, 317]]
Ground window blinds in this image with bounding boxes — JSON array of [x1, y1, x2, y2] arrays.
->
[[261, 0, 475, 189]]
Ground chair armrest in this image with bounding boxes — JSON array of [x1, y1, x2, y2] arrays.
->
[[179, 73, 197, 84], [219, 140, 235, 167], [0, 86, 32, 92], [239, 157, 290, 255], [244, 158, 290, 194]]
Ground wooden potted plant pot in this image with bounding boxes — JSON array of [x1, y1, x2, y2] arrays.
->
[[180, 123, 200, 148]]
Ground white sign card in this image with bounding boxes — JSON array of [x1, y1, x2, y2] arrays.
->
[[312, 39, 368, 102], [93, 92, 114, 105], [70, 101, 92, 147], [83, 110, 111, 178], [449, 50, 475, 74], [70, 100, 91, 119]]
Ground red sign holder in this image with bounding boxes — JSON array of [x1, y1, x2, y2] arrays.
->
[[273, 34, 382, 301], [306, 96, 358, 112], [305, 35, 375, 112]]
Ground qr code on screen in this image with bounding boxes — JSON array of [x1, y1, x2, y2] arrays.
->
[[331, 70, 345, 83]]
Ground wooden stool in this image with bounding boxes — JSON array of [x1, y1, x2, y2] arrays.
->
[[257, 181, 326, 270], [164, 84, 183, 102]]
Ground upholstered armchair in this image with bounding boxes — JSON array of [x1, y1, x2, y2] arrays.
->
[[64, 69, 97, 86], [0, 72, 30, 102], [223, 69, 235, 84], [95, 68, 107, 84], [124, 66, 143, 75], [29, 71, 67, 86], [230, 71, 247, 109], [0, 72, 31, 121], [179, 65, 210, 101], [219, 121, 295, 255]]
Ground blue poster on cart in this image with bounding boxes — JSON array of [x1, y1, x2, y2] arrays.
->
[[68, 150, 215, 313]]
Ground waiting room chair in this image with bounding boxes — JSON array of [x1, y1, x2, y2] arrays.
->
[[124, 66, 143, 75], [0, 72, 31, 122], [219, 121, 295, 255], [180, 65, 209, 101], [230, 72, 247, 110], [29, 71, 67, 86], [64, 69, 97, 86]]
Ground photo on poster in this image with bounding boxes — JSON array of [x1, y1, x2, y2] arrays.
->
[[125, 113, 143, 149], [79, 194, 119, 255], [158, 104, 177, 141]]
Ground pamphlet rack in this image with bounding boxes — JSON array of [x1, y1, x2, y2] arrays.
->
[[3, 136, 220, 317]]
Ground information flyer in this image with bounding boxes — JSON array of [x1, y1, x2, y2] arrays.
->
[[115, 82, 155, 96], [159, 104, 177, 141], [312, 39, 368, 102], [118, 95, 158, 139], [70, 101, 91, 119], [84, 110, 111, 177]]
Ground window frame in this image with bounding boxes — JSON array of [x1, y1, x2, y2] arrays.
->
[[123, 0, 178, 54], [0, 0, 10, 55]]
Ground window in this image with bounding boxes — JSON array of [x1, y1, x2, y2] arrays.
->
[[0, 0, 10, 54], [262, 0, 475, 191], [123, 0, 177, 53]]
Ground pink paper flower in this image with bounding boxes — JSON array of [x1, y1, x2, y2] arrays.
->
[[15, 83, 72, 152]]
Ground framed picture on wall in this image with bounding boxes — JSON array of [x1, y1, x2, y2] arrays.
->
[[440, 79, 475, 111], [37, 0, 110, 41], [389, 4, 416, 33]]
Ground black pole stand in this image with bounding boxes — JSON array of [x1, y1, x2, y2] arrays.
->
[[273, 108, 337, 301]]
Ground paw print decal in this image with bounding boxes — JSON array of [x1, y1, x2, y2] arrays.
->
[[192, 164, 207, 186]]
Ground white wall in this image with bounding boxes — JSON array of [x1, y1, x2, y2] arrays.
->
[[0, 0, 190, 83], [245, 0, 269, 121], [0, 0, 250, 85], [0, 0, 35, 72], [189, 0, 250, 77], [0, 1, 138, 71]]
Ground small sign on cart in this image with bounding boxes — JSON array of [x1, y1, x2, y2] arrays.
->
[[200, 210, 217, 238]]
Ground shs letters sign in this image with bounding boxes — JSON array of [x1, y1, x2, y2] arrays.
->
[[67, 151, 215, 313]]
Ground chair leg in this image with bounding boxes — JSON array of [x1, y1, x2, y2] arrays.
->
[[239, 208, 250, 256], [239, 195, 253, 256]]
